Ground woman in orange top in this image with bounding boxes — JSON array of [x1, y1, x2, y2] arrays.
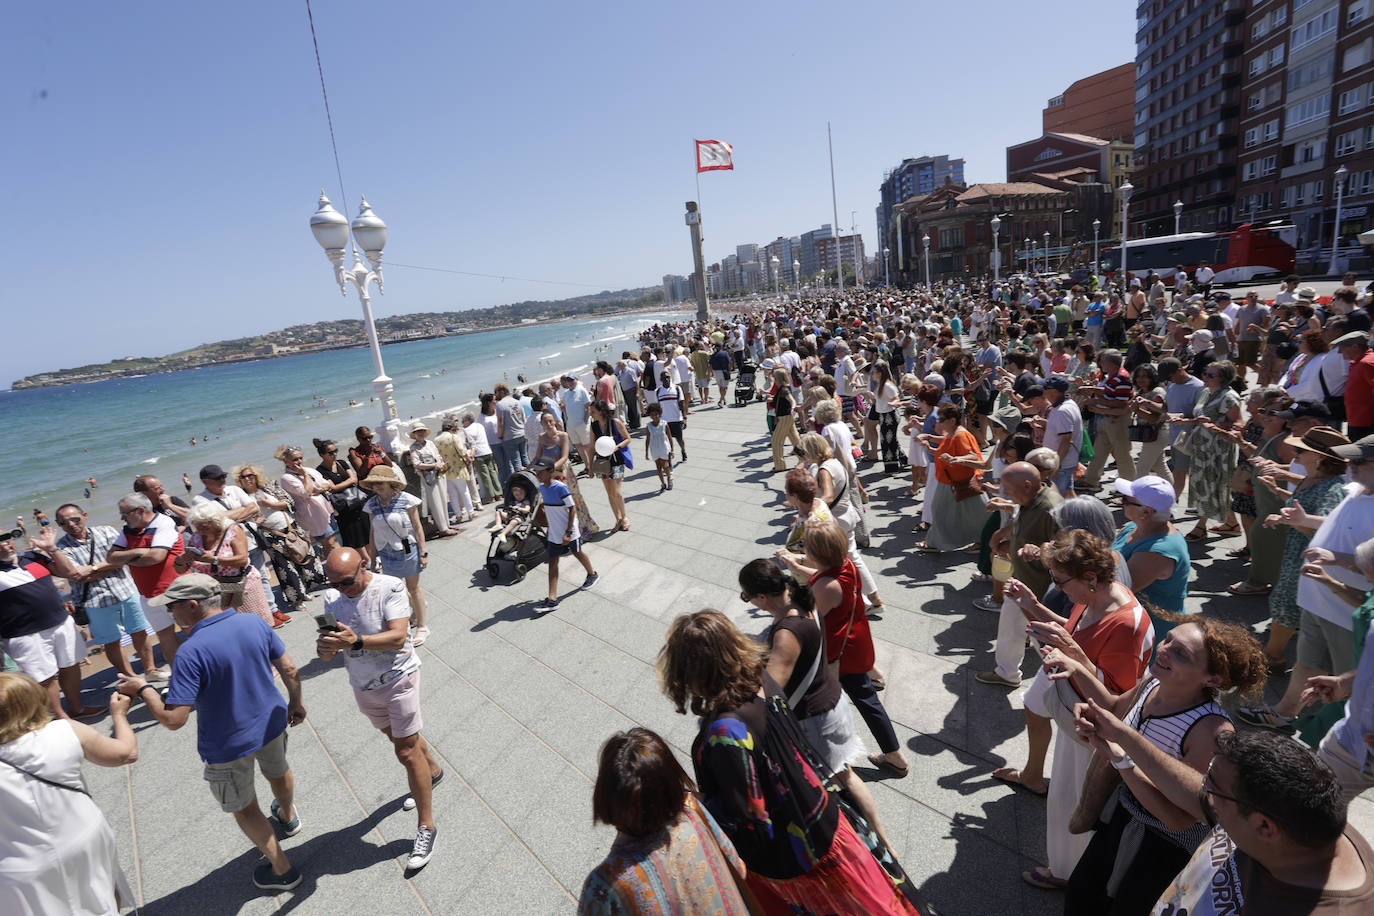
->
[[915, 403, 989, 552]]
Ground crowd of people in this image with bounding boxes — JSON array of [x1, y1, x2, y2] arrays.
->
[[3, 268, 1373, 914]]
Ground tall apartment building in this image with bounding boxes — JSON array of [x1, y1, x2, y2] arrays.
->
[[661, 274, 690, 303], [798, 224, 838, 278], [1043, 63, 1137, 140], [876, 156, 966, 261], [1237, 0, 1374, 250], [815, 234, 867, 274], [764, 236, 801, 283], [1132, 0, 1244, 236]]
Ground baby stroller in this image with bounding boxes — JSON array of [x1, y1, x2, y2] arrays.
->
[[734, 362, 757, 405], [484, 469, 547, 584]]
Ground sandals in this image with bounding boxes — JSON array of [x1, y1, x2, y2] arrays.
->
[[867, 753, 909, 778], [1022, 866, 1067, 890], [1227, 582, 1270, 596], [1209, 522, 1242, 534], [1185, 528, 1208, 542], [992, 767, 1048, 796], [1226, 546, 1251, 558], [914, 542, 940, 553]]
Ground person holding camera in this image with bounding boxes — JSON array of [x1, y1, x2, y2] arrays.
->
[[316, 548, 442, 872]]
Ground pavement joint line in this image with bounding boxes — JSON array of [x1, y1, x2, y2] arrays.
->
[[412, 649, 583, 903], [294, 714, 434, 914], [124, 762, 145, 911]]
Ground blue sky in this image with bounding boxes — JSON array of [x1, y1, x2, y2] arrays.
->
[[5, 1, 1132, 381]]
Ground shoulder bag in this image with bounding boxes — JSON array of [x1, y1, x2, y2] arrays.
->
[[0, 757, 88, 796]]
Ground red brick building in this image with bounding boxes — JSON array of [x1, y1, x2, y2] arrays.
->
[[1043, 63, 1136, 141]]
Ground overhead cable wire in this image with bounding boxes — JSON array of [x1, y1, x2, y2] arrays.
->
[[305, 0, 348, 215]]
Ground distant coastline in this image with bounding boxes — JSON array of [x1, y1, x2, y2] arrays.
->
[[11, 293, 693, 391]]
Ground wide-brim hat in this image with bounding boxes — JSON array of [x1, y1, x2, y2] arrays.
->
[[1280, 425, 1351, 461], [409, 420, 430, 435], [359, 465, 404, 488]]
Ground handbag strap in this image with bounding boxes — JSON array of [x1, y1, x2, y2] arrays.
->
[[0, 756, 89, 796], [783, 610, 826, 711]]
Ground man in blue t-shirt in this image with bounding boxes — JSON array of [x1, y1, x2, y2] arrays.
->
[[117, 573, 307, 893], [531, 457, 598, 611]]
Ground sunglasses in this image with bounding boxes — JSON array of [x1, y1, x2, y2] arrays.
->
[[0, 529, 23, 542], [1121, 496, 1141, 507]]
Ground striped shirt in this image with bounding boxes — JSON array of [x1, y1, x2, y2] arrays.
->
[[1100, 368, 1133, 403], [1120, 677, 1227, 850], [56, 524, 137, 609]]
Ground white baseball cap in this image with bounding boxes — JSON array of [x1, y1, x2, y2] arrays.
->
[[1115, 475, 1176, 514]]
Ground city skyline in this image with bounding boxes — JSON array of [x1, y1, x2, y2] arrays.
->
[[6, 2, 1133, 381]]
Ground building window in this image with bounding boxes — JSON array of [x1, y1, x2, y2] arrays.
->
[[1287, 96, 1331, 128], [1346, 40, 1374, 73], [1281, 185, 1294, 208], [1262, 155, 1278, 175], [1337, 130, 1362, 156], [1243, 160, 1259, 181], [1263, 118, 1281, 142], [1338, 87, 1363, 115], [1269, 44, 1286, 68], [1292, 6, 1340, 51], [1350, 2, 1367, 26], [1249, 55, 1265, 77], [1297, 138, 1328, 163]]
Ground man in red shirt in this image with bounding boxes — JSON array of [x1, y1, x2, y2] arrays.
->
[[106, 492, 185, 670], [1336, 331, 1374, 440]]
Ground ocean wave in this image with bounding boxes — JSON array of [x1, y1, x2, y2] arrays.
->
[[540, 352, 561, 360], [418, 374, 432, 379], [572, 342, 590, 348], [141, 456, 161, 465]]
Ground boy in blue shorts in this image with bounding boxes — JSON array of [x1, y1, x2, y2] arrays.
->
[[530, 457, 598, 611]]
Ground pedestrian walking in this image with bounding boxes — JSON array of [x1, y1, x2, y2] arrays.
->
[[315, 549, 442, 871], [116, 573, 307, 893]]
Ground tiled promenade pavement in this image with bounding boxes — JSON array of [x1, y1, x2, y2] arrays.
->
[[92, 397, 1373, 915]]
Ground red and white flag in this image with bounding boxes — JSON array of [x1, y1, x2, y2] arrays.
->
[[696, 139, 734, 173]]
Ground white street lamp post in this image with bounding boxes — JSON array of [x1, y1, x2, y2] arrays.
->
[[1120, 180, 1133, 289], [1043, 230, 1051, 276], [770, 255, 780, 299], [921, 233, 931, 292], [1024, 237, 1031, 274], [990, 216, 1001, 284], [1330, 165, 1349, 276], [1092, 218, 1101, 279], [882, 247, 890, 287], [310, 191, 403, 454], [1173, 199, 1183, 235], [794, 259, 801, 304]]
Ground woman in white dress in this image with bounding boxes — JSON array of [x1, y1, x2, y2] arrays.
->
[[0, 672, 137, 916]]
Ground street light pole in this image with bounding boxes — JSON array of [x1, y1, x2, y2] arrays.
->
[[991, 216, 1001, 284], [309, 191, 404, 454], [1024, 237, 1031, 275], [1173, 199, 1183, 236], [794, 259, 801, 304], [922, 233, 931, 292], [1120, 180, 1133, 288], [1092, 218, 1101, 279], [882, 247, 890, 287], [770, 255, 780, 299], [1043, 230, 1051, 276], [1330, 165, 1349, 276]]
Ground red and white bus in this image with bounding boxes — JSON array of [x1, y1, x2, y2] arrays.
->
[[1099, 222, 1298, 285]]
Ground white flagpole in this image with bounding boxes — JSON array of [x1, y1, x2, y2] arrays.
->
[[828, 122, 843, 296]]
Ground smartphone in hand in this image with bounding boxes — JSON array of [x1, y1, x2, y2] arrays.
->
[[314, 612, 341, 632]]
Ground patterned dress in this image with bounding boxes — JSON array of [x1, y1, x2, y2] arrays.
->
[[187, 524, 272, 626], [1187, 387, 1241, 520], [1268, 475, 1349, 628], [693, 684, 924, 915], [577, 796, 750, 915]]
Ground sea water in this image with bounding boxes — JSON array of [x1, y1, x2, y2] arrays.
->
[[0, 311, 684, 530]]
